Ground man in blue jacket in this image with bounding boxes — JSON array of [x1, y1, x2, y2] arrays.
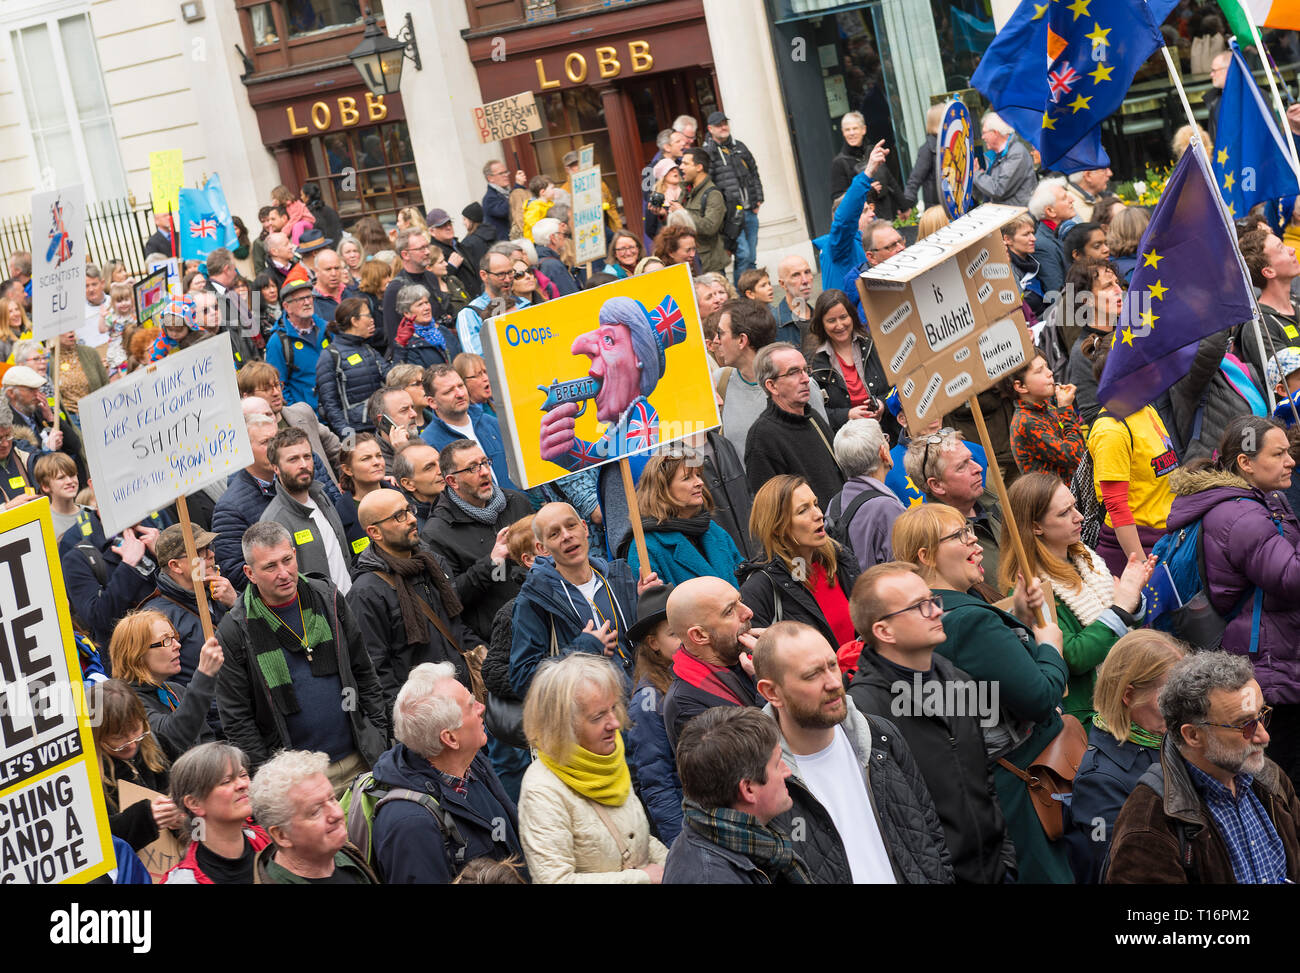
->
[[812, 139, 889, 293], [266, 274, 330, 411], [480, 160, 526, 241], [508, 502, 659, 698], [421, 364, 519, 492], [368, 660, 524, 883]]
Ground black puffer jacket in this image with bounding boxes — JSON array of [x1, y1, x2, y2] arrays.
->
[[829, 140, 867, 200], [481, 598, 517, 701], [737, 551, 860, 650], [828, 139, 906, 220], [809, 335, 891, 432], [1168, 328, 1268, 463], [902, 133, 938, 212], [701, 134, 763, 210], [849, 649, 1016, 884], [768, 698, 954, 884], [315, 330, 389, 437]]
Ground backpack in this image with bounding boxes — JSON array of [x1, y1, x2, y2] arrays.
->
[[704, 185, 744, 252], [1146, 497, 1283, 651], [824, 485, 888, 560], [340, 770, 468, 880]]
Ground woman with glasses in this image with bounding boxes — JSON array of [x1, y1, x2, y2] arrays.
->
[[336, 432, 392, 550], [454, 352, 496, 417], [89, 679, 185, 851], [738, 475, 860, 659], [110, 609, 223, 761], [1065, 630, 1184, 882], [606, 230, 644, 280], [1000, 472, 1155, 727], [1166, 414, 1300, 784], [892, 503, 1073, 883], [623, 451, 744, 587], [316, 297, 389, 439], [808, 288, 890, 433], [393, 283, 462, 369]]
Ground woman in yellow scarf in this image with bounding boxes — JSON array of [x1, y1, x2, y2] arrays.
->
[[519, 654, 667, 883]]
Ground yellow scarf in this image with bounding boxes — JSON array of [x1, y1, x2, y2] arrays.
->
[[538, 734, 631, 806]]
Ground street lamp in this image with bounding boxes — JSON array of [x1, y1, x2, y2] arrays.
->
[[347, 12, 421, 98]]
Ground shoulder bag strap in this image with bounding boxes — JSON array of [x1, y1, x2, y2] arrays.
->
[[808, 413, 838, 464], [589, 800, 638, 870], [549, 620, 559, 658], [372, 570, 462, 653]]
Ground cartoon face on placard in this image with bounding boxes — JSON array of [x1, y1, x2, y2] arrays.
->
[[938, 99, 975, 220], [481, 263, 719, 489]]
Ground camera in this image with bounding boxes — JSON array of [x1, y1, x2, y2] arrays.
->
[[648, 191, 665, 209]]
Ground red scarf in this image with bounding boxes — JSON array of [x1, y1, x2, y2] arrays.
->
[[671, 650, 745, 706]]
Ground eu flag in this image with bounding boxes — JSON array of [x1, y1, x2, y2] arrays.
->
[[1212, 41, 1300, 220], [178, 175, 239, 262], [971, 0, 1178, 173], [1096, 139, 1256, 419]]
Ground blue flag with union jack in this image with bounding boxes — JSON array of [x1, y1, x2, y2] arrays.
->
[[178, 174, 239, 261], [972, 0, 1178, 172]]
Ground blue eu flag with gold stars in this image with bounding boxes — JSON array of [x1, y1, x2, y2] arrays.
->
[[1212, 40, 1300, 220], [1096, 140, 1256, 419], [972, 0, 1177, 173]]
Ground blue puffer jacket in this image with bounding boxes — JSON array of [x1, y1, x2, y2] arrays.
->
[[265, 314, 330, 410], [626, 519, 743, 587], [315, 331, 388, 437], [369, 743, 524, 884], [422, 404, 519, 493], [628, 678, 683, 845], [508, 555, 639, 697], [211, 469, 275, 589]]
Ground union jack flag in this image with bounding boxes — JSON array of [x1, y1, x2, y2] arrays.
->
[[647, 295, 686, 352], [46, 198, 74, 266], [563, 398, 659, 469], [189, 218, 218, 239], [1047, 62, 1080, 103]]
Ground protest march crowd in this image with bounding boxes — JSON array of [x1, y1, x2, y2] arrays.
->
[[7, 0, 1300, 889]]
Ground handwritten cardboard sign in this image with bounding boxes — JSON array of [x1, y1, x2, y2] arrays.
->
[[149, 149, 183, 215], [79, 334, 252, 537], [30, 184, 85, 342], [572, 165, 606, 265], [118, 781, 183, 883], [473, 91, 543, 143]]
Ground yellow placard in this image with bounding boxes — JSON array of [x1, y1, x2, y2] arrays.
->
[[481, 263, 719, 489], [149, 149, 183, 216], [0, 497, 115, 883]]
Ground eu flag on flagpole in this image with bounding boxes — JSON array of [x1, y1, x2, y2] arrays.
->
[[971, 0, 1179, 173], [178, 175, 239, 261], [1096, 139, 1256, 419], [1211, 40, 1300, 220]]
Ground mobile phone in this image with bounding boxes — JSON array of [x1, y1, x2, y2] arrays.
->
[[377, 414, 395, 436]]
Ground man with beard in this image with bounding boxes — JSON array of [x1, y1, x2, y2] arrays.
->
[[1107, 652, 1300, 884], [662, 576, 763, 750], [348, 488, 481, 714], [754, 620, 954, 884], [538, 294, 687, 472], [259, 428, 354, 594]]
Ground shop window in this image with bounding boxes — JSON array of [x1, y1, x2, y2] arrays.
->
[[284, 0, 379, 39], [249, 3, 280, 45], [304, 119, 419, 228], [531, 89, 620, 214]]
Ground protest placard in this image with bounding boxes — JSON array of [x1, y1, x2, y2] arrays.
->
[[78, 334, 252, 538], [472, 91, 543, 143], [0, 498, 115, 883], [149, 149, 183, 215], [572, 165, 606, 266], [858, 203, 1033, 424], [134, 268, 169, 328], [578, 143, 595, 168], [118, 781, 183, 883], [30, 184, 85, 342], [937, 99, 975, 220], [481, 263, 718, 490]]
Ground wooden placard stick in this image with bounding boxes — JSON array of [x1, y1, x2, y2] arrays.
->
[[175, 493, 216, 642], [619, 456, 650, 581]]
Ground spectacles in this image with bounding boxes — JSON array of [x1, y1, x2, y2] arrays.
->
[[148, 634, 180, 650], [511, 269, 534, 280], [775, 366, 811, 379], [450, 458, 493, 476], [405, 244, 431, 253], [256, 381, 283, 392], [938, 525, 978, 546], [614, 246, 639, 255], [372, 505, 417, 527], [919, 427, 956, 482], [878, 595, 944, 622], [485, 269, 514, 280], [869, 238, 905, 254], [104, 728, 152, 753], [1196, 705, 1273, 739]]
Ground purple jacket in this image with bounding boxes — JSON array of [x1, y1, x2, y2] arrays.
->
[[1166, 467, 1300, 702]]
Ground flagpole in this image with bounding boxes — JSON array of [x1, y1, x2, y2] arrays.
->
[[1159, 43, 1278, 413], [1235, 1, 1300, 182]]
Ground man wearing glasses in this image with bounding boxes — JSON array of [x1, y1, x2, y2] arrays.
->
[[531, 216, 580, 297], [481, 159, 527, 241], [847, 561, 1016, 884], [903, 428, 1001, 586], [382, 227, 439, 345], [1107, 652, 1300, 884], [348, 487, 484, 712], [455, 249, 530, 357]]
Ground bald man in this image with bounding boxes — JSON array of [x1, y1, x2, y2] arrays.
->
[[775, 255, 814, 347], [347, 488, 479, 710], [507, 501, 658, 697], [661, 576, 764, 751]]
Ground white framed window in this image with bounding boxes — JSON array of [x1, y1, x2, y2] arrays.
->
[[7, 9, 126, 201]]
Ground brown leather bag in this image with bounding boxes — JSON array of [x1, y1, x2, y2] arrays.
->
[[997, 713, 1089, 841], [372, 571, 488, 704]]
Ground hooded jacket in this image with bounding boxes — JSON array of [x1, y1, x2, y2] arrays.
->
[[701, 133, 763, 211], [766, 698, 955, 884], [163, 826, 272, 884], [534, 243, 580, 297], [265, 313, 330, 411], [346, 542, 477, 711], [421, 404, 519, 494], [1166, 465, 1300, 701], [259, 478, 353, 589], [369, 743, 523, 884], [1105, 735, 1300, 883], [737, 551, 860, 651], [140, 572, 228, 686], [1064, 723, 1160, 883], [420, 487, 534, 643], [508, 554, 640, 698], [58, 507, 157, 648], [314, 330, 388, 437], [849, 649, 1015, 884], [211, 469, 276, 587], [681, 174, 729, 273], [628, 676, 684, 845]]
